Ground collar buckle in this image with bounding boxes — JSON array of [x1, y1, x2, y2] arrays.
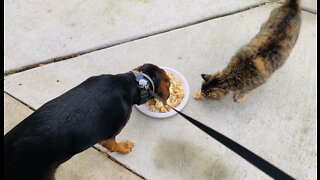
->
[[131, 70, 155, 105]]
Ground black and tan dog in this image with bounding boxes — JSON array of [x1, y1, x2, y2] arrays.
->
[[4, 64, 170, 180]]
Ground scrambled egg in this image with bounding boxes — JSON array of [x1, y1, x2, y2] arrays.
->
[[146, 72, 184, 113], [193, 91, 202, 100]]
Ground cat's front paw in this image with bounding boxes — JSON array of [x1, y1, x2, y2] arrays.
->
[[234, 92, 247, 103]]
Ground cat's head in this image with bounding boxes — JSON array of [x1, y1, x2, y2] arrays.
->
[[200, 73, 228, 100]]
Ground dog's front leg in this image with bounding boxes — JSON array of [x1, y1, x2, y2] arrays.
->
[[99, 138, 134, 154]]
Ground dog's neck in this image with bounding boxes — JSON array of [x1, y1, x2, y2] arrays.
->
[[131, 70, 155, 91], [130, 70, 156, 105], [131, 70, 152, 105]]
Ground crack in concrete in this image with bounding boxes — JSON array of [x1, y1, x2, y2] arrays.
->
[[4, 92, 36, 111], [93, 146, 146, 180]]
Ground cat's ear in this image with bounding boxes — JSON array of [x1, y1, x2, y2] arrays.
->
[[201, 74, 212, 82]]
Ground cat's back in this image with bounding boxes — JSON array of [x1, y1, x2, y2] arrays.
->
[[248, 0, 301, 70], [220, 0, 301, 91], [227, 0, 301, 77]]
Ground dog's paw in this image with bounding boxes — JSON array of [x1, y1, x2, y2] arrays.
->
[[117, 140, 135, 154]]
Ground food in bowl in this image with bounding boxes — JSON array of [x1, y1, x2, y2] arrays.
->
[[146, 72, 184, 113]]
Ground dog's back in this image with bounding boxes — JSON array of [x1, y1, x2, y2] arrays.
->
[[4, 74, 134, 180]]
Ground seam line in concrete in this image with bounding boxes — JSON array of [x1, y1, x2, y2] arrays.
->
[[271, 1, 317, 14], [4, 2, 269, 76], [5, 1, 315, 76], [5, 92, 36, 111], [301, 8, 317, 14], [93, 146, 146, 180]]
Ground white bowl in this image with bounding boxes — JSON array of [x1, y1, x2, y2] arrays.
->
[[135, 67, 190, 118]]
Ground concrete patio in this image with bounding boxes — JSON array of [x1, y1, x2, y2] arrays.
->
[[4, 0, 317, 179]]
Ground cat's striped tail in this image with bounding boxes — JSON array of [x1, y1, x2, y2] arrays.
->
[[283, 0, 301, 11]]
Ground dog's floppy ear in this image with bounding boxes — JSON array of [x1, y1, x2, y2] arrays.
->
[[133, 65, 142, 71], [201, 74, 212, 82], [155, 69, 170, 100]]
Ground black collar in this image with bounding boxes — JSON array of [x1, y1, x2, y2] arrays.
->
[[131, 70, 155, 105]]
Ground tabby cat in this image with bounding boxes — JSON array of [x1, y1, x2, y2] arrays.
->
[[200, 0, 301, 102]]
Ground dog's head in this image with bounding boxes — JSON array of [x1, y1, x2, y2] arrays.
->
[[134, 64, 170, 101]]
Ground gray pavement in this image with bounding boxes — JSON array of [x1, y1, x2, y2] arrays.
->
[[5, 0, 266, 73], [4, 1, 317, 180]]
